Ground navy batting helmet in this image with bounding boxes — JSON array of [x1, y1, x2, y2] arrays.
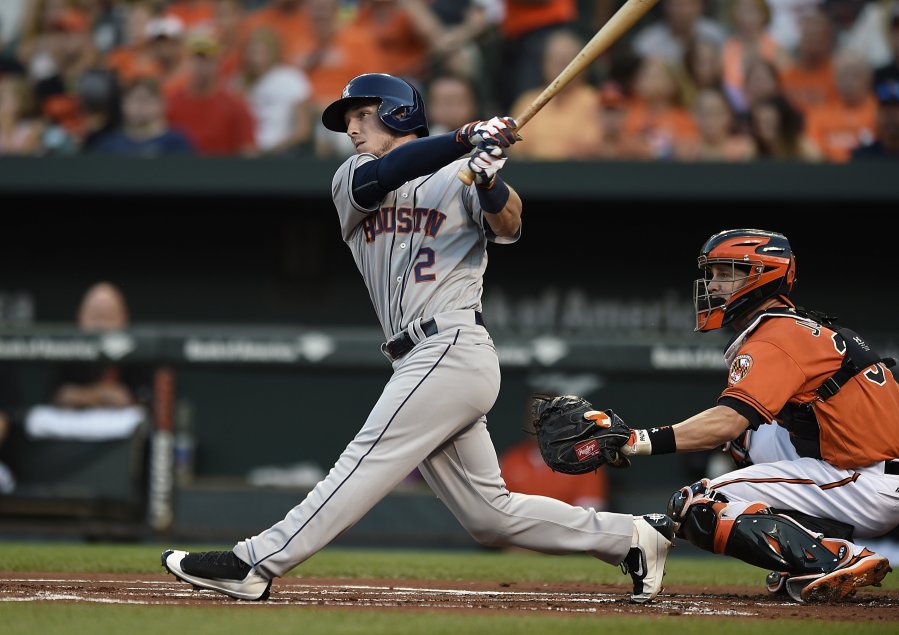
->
[[321, 73, 429, 137]]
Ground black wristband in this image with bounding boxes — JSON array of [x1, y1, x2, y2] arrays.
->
[[476, 176, 510, 214], [647, 426, 677, 455]]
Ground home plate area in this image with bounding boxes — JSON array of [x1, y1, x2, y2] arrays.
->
[[1, 572, 896, 620]]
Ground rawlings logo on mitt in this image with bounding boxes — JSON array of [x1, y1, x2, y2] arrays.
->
[[530, 394, 633, 474]]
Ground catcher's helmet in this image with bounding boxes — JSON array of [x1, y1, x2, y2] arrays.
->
[[321, 73, 429, 137], [694, 229, 796, 332]]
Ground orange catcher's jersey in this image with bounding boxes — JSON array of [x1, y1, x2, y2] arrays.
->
[[720, 313, 899, 469]]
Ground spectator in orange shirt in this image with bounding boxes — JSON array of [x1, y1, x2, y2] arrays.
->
[[300, 0, 389, 109], [676, 86, 757, 161], [508, 28, 605, 160], [106, 13, 189, 99], [208, 0, 246, 84], [720, 0, 792, 108], [804, 47, 878, 162], [103, 1, 165, 84], [620, 54, 700, 160], [352, 0, 434, 82], [237, 0, 313, 70], [780, 7, 841, 114], [165, 28, 256, 156]]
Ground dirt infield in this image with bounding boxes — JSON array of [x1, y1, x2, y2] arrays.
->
[[1, 572, 897, 620]]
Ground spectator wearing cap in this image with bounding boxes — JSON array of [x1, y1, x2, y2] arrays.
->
[[89, 76, 195, 157], [165, 28, 256, 156], [851, 78, 899, 158], [105, 10, 187, 98]]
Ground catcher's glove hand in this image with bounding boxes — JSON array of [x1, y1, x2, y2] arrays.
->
[[530, 394, 633, 474]]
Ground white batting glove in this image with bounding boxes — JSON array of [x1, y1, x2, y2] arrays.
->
[[457, 116, 518, 149], [467, 142, 508, 187]]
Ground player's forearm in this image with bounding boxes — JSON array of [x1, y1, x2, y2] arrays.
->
[[672, 406, 750, 451], [625, 405, 749, 456], [482, 182, 522, 237]]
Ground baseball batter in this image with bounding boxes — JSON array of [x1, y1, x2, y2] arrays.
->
[[611, 229, 898, 603], [162, 73, 674, 603]]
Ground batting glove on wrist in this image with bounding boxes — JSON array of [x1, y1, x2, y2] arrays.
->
[[468, 142, 508, 187], [457, 116, 518, 149]]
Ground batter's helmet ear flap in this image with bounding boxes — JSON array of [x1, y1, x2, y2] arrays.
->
[[321, 73, 429, 137], [693, 229, 796, 332]]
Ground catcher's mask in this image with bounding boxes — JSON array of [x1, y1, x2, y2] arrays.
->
[[321, 72, 429, 138], [694, 229, 796, 332]]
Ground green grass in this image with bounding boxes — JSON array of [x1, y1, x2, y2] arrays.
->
[[1, 541, 896, 635]]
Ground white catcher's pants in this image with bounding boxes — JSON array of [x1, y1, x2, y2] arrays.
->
[[709, 422, 899, 539]]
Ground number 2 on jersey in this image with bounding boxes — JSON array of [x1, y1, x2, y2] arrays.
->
[[414, 247, 436, 282]]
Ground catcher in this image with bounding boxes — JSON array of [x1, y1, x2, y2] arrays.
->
[[532, 229, 898, 603]]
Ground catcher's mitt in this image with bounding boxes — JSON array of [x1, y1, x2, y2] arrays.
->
[[530, 394, 633, 474]]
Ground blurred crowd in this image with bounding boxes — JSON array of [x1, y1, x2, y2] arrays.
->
[[0, 0, 898, 161]]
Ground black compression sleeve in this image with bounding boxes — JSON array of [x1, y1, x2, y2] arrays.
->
[[352, 133, 470, 208], [717, 397, 767, 430]]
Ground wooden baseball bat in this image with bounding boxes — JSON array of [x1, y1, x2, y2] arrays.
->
[[457, 0, 660, 185]]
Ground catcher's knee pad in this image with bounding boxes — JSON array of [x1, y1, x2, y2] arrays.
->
[[668, 480, 770, 554], [726, 512, 851, 576], [667, 479, 731, 552]]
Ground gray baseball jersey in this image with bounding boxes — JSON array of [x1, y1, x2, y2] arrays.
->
[[233, 148, 638, 581], [333, 153, 517, 339]]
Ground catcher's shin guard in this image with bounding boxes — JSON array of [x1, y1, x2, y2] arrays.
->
[[669, 481, 856, 578], [725, 514, 849, 575]]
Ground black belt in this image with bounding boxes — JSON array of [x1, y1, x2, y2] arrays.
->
[[382, 312, 485, 362], [886, 461, 899, 475]]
